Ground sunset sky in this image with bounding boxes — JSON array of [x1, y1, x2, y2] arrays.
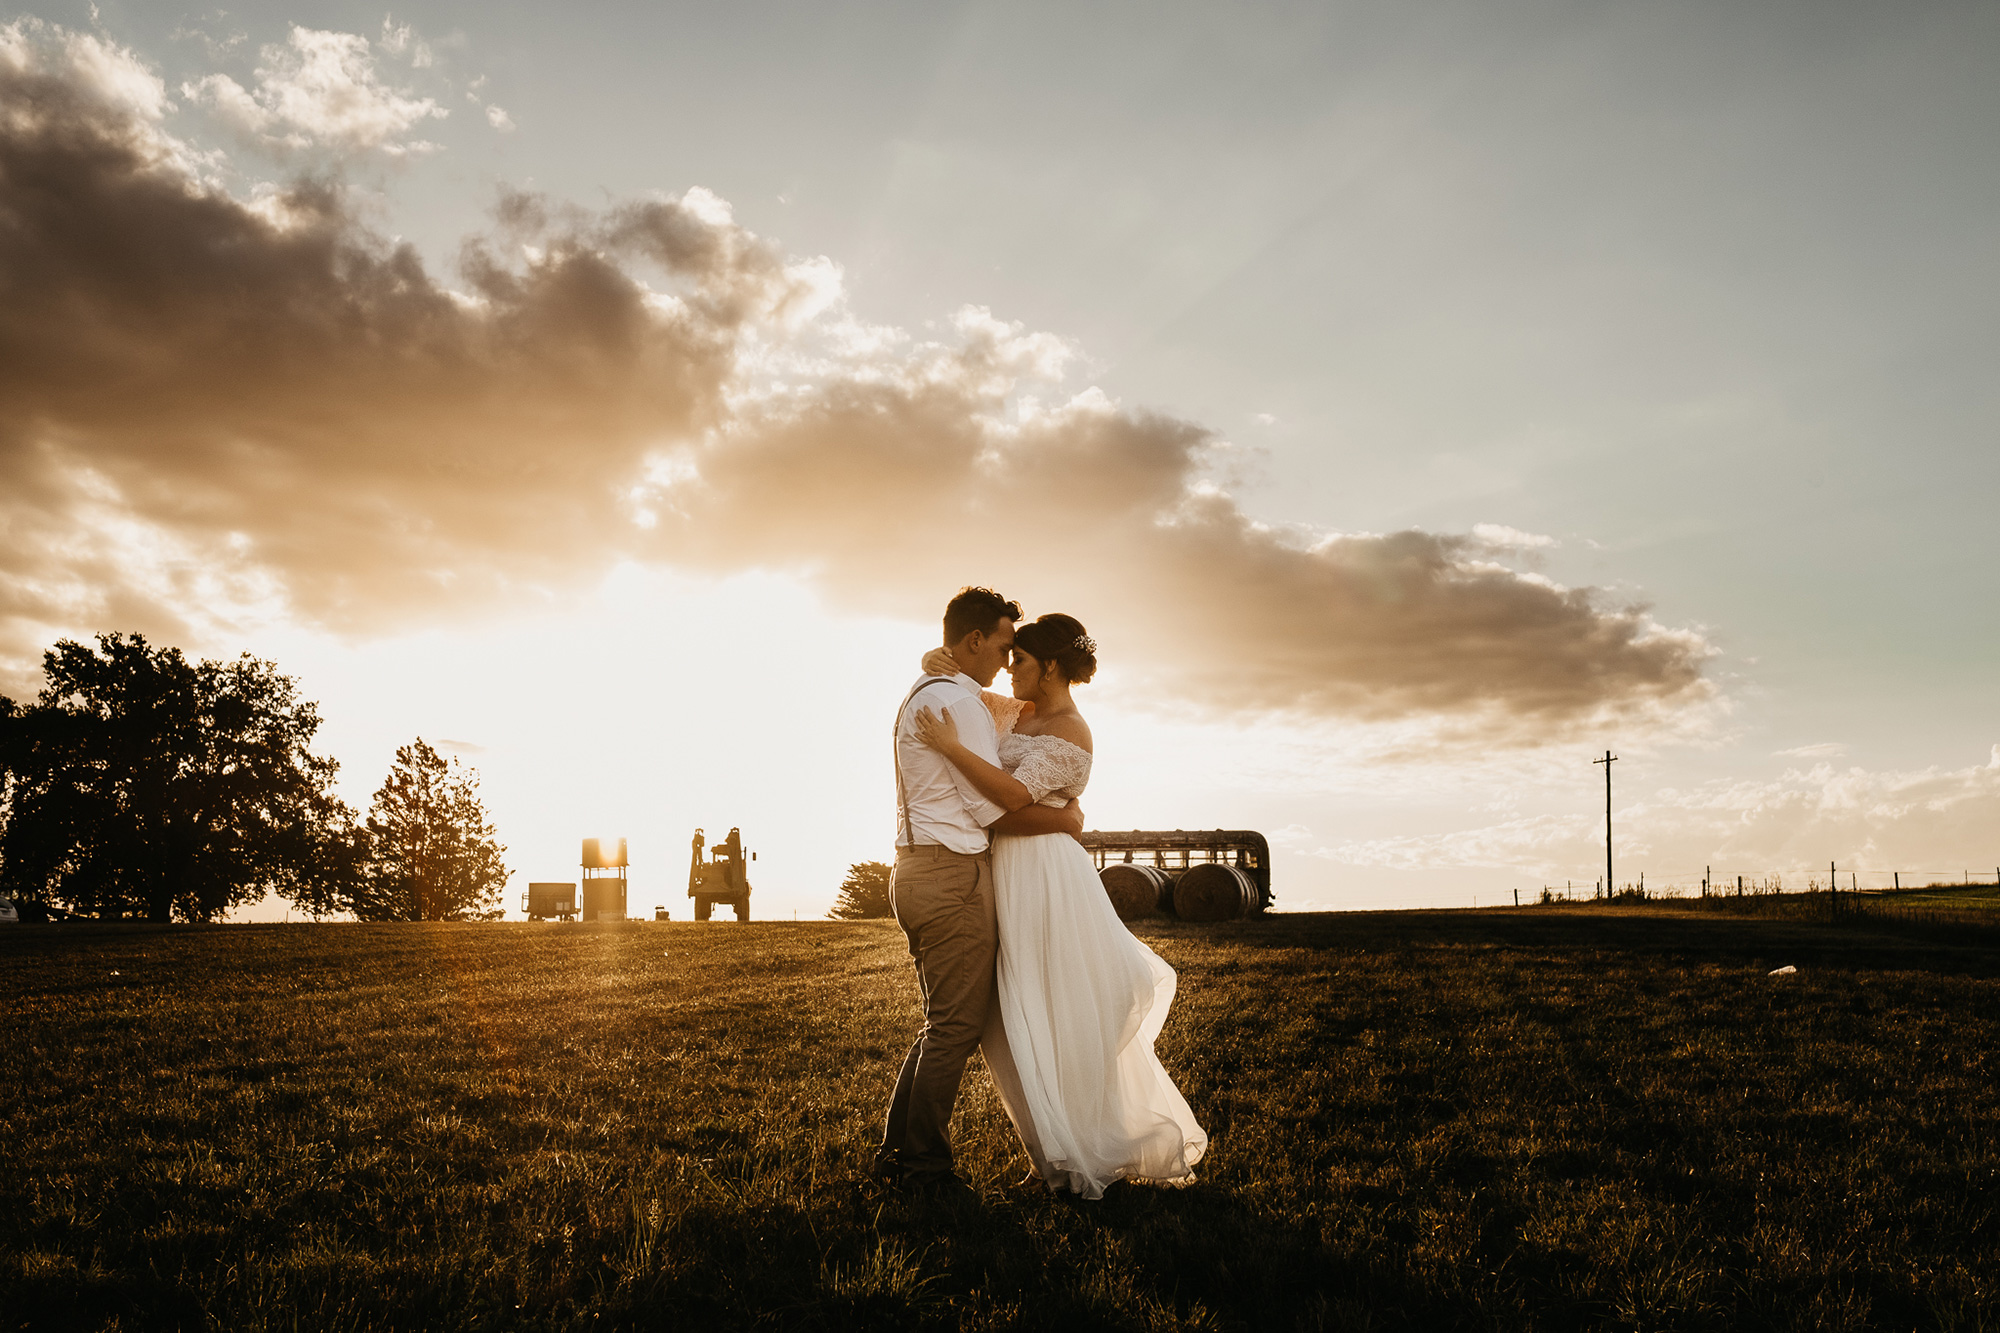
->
[[2, 1, 1995, 919]]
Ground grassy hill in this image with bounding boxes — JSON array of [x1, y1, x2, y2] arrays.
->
[[4, 909, 1998, 1331]]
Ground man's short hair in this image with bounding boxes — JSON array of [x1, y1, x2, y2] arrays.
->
[[943, 587, 1021, 644]]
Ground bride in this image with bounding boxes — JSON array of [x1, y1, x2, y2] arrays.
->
[[914, 613, 1207, 1198]]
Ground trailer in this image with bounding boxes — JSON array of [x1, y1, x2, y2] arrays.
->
[[523, 882, 578, 921], [1080, 829, 1272, 921]]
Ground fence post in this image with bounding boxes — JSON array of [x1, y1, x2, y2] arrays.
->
[[1830, 860, 1839, 916], [1894, 871, 1899, 891]]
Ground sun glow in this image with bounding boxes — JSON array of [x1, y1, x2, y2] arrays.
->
[[223, 568, 943, 922]]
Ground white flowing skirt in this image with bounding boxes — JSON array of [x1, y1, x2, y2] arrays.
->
[[981, 831, 1208, 1198]]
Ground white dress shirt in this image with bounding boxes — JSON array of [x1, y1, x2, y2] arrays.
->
[[894, 672, 1008, 852]]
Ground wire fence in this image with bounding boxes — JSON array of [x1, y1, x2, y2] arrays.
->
[[1538, 865, 2000, 902], [1522, 863, 2000, 949]]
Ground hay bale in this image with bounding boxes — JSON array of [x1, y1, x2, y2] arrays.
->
[[1171, 863, 1259, 922], [1099, 863, 1170, 920]]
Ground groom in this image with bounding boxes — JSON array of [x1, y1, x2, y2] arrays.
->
[[873, 586, 1084, 1192]]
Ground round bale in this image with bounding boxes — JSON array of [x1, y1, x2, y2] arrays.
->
[[1171, 863, 1259, 922], [1099, 863, 1170, 920]]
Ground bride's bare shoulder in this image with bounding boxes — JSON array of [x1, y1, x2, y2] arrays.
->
[[1038, 712, 1092, 753]]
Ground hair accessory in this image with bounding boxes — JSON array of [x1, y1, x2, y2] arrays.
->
[[1073, 634, 1096, 653]]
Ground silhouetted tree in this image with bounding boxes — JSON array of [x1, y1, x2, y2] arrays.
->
[[351, 738, 509, 921], [0, 633, 357, 921], [829, 860, 893, 919]]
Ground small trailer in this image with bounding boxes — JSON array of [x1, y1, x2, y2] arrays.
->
[[523, 882, 578, 921]]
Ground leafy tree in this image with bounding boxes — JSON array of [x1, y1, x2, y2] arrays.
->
[[0, 633, 357, 921], [352, 738, 509, 921], [829, 860, 893, 919]]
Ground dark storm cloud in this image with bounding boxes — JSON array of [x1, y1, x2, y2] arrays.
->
[[0, 21, 1711, 734]]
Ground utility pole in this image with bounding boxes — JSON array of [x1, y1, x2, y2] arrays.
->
[[1594, 751, 1618, 897]]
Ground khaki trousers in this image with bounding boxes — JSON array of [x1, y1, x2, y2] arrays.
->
[[879, 843, 996, 1178]]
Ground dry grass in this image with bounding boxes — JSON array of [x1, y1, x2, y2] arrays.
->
[[4, 908, 1999, 1331]]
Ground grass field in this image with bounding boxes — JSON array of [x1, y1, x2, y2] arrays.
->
[[5, 908, 1999, 1331], [1865, 883, 2000, 911], [1653, 885, 2000, 953]]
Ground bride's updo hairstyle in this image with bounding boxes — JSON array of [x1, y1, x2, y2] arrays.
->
[[1013, 614, 1097, 684]]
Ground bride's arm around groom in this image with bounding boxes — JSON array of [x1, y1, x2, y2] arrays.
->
[[872, 588, 1079, 1192]]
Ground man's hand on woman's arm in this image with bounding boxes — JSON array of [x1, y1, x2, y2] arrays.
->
[[991, 800, 1085, 843]]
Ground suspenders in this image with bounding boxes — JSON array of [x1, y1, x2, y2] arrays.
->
[[894, 676, 957, 848]]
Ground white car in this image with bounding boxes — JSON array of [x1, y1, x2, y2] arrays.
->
[[0, 896, 17, 924]]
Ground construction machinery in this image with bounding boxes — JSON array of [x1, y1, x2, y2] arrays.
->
[[1081, 829, 1272, 921], [688, 827, 753, 921]]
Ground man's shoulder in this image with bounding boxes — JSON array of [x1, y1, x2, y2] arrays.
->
[[897, 675, 993, 742], [904, 673, 976, 704]]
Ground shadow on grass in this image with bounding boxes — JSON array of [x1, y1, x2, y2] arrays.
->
[[1146, 906, 2000, 980]]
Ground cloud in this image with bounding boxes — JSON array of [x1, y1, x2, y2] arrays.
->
[[1310, 750, 2000, 882], [182, 24, 446, 156], [1470, 523, 1558, 551], [484, 104, 514, 133], [3, 18, 171, 127], [0, 23, 754, 649], [0, 20, 1716, 740], [376, 17, 433, 70], [170, 20, 249, 65]]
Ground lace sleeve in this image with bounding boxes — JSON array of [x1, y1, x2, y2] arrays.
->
[[1012, 737, 1094, 804], [982, 692, 1029, 738]]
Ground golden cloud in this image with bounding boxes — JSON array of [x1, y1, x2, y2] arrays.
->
[[0, 20, 1713, 736]]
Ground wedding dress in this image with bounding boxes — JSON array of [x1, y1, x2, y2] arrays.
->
[[977, 696, 1208, 1198]]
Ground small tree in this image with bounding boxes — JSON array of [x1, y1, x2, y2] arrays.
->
[[352, 738, 509, 921], [829, 860, 893, 919]]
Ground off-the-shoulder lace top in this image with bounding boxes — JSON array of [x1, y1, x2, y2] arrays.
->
[[981, 691, 1031, 738], [981, 690, 1092, 807]]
